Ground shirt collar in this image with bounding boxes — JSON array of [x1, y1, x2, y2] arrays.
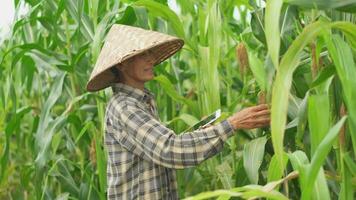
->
[[112, 82, 154, 101]]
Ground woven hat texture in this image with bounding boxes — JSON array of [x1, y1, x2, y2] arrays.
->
[[86, 24, 184, 91]]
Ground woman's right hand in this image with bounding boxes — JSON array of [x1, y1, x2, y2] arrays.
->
[[227, 104, 270, 130]]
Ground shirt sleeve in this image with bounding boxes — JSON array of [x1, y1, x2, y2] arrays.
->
[[108, 101, 235, 169]]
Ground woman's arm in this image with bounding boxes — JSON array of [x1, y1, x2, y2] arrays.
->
[[108, 102, 234, 169]]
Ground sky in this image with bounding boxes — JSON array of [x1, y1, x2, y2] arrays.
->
[[0, 0, 15, 38]]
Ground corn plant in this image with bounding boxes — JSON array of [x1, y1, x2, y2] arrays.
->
[[1, 0, 356, 200]]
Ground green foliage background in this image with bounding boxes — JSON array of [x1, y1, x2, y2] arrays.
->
[[1, 0, 356, 199]]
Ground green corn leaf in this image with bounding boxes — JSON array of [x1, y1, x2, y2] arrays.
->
[[216, 161, 234, 189], [296, 92, 309, 146], [1, 106, 32, 183], [271, 20, 330, 172], [56, 160, 80, 196], [344, 153, 356, 176], [250, 9, 266, 45], [248, 51, 267, 91], [342, 169, 354, 199], [216, 194, 231, 200], [166, 113, 199, 128], [91, 9, 117, 62], [133, 0, 185, 39], [288, 151, 331, 200], [267, 153, 289, 182], [311, 168, 331, 200], [183, 190, 241, 200], [325, 33, 356, 156], [178, 114, 199, 127], [3, 0, 356, 198], [303, 116, 347, 200], [153, 75, 194, 108], [65, 0, 94, 41], [331, 22, 356, 48], [239, 186, 288, 200], [116, 6, 137, 25], [197, 45, 221, 115], [183, 182, 289, 200], [243, 136, 267, 184], [310, 66, 335, 88], [34, 73, 66, 168], [288, 150, 309, 188], [207, 0, 222, 114], [75, 122, 93, 144], [35, 115, 67, 168], [93, 125, 107, 200], [308, 94, 331, 155], [195, 0, 223, 115], [265, 0, 283, 68], [285, 0, 356, 12]]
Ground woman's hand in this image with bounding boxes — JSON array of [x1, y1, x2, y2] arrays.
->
[[227, 104, 270, 130]]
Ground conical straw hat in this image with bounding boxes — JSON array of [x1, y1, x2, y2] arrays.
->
[[86, 24, 184, 91]]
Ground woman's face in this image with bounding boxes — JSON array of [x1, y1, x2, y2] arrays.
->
[[119, 51, 156, 83]]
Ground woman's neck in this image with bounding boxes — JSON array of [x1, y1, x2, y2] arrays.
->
[[119, 79, 145, 91]]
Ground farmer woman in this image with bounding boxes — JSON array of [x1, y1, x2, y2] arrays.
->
[[86, 25, 270, 200]]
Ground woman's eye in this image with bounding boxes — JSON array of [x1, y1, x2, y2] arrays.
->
[[146, 57, 154, 63]]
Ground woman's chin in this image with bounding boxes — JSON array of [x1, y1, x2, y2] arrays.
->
[[142, 74, 154, 81]]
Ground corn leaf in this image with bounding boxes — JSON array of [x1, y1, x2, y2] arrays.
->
[[153, 75, 194, 108], [325, 33, 356, 156], [267, 153, 289, 182], [265, 0, 283, 68], [303, 116, 347, 199], [133, 0, 185, 39], [344, 153, 356, 176], [166, 113, 199, 128], [243, 136, 267, 184], [285, 0, 356, 12], [196, 0, 222, 115], [288, 151, 331, 200], [1, 106, 32, 183], [271, 20, 330, 172], [296, 92, 309, 146], [308, 94, 331, 155], [216, 161, 234, 189], [248, 51, 267, 91]]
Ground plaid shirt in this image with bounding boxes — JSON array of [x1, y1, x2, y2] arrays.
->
[[104, 82, 235, 199]]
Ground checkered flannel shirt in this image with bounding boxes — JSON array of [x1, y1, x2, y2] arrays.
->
[[104, 82, 235, 199]]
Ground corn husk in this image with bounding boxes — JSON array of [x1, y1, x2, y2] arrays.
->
[[311, 42, 318, 79], [258, 91, 266, 104], [236, 42, 250, 79]]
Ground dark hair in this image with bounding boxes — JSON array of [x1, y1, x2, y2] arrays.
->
[[110, 66, 121, 80]]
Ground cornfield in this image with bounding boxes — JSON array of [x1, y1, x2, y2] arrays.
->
[[1, 0, 356, 199]]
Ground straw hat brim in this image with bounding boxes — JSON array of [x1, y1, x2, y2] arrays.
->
[[86, 38, 184, 92]]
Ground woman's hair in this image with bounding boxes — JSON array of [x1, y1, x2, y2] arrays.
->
[[110, 59, 132, 82], [110, 55, 139, 82], [110, 66, 121, 80]]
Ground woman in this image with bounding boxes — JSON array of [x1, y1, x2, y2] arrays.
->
[[87, 24, 270, 200]]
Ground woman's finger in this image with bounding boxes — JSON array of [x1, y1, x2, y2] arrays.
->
[[251, 109, 270, 118], [252, 104, 269, 111], [253, 118, 270, 124], [253, 123, 270, 128]]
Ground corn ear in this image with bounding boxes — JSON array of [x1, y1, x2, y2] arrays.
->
[[236, 42, 250, 80]]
